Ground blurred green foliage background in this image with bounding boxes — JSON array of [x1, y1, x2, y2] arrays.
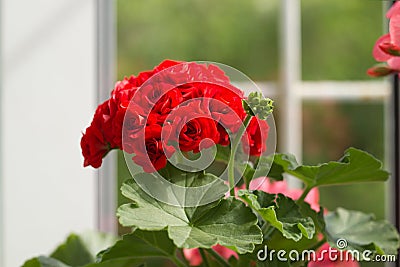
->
[[117, 1, 388, 266], [117, 0, 382, 81]]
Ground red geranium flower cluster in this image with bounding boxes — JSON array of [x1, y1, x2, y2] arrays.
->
[[81, 60, 269, 172]]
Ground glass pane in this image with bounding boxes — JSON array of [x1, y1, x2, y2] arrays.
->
[[303, 99, 386, 267], [117, 0, 279, 80], [301, 0, 383, 80]]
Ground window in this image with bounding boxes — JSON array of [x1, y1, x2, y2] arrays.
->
[[113, 2, 392, 266]]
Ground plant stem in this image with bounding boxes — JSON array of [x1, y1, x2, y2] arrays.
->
[[176, 248, 191, 267], [172, 256, 188, 267], [296, 186, 312, 204], [308, 237, 327, 252], [229, 114, 252, 196], [199, 248, 211, 267], [262, 223, 276, 240], [172, 249, 189, 267], [207, 248, 231, 267]]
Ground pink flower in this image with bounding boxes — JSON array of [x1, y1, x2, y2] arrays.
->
[[308, 243, 360, 267], [249, 177, 320, 211], [183, 245, 238, 266], [369, 2, 400, 76]]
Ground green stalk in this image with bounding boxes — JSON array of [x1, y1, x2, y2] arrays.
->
[[176, 248, 191, 267], [296, 186, 313, 204], [262, 223, 276, 240], [171, 249, 189, 267], [199, 248, 211, 267], [207, 248, 231, 267], [308, 237, 327, 252], [171, 255, 189, 267], [228, 115, 252, 196]]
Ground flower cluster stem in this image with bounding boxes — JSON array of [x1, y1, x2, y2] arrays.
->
[[296, 186, 312, 205], [262, 223, 276, 240], [172, 255, 189, 267], [229, 115, 252, 196], [199, 248, 211, 267], [207, 249, 231, 267], [308, 237, 327, 252]]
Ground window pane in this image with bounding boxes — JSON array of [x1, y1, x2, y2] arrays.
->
[[301, 0, 383, 80], [303, 100, 387, 267], [117, 0, 279, 80], [303, 100, 385, 217]]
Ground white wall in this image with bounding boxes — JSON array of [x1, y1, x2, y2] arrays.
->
[[1, 0, 97, 266]]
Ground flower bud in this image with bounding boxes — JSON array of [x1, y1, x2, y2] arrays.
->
[[367, 64, 396, 77], [379, 42, 400, 57], [244, 92, 274, 120]]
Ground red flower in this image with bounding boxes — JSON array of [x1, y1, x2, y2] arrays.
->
[[81, 60, 181, 169], [179, 83, 205, 100], [216, 123, 230, 146], [203, 83, 246, 134], [131, 60, 181, 87], [80, 101, 113, 168], [121, 107, 145, 154], [169, 100, 220, 153], [242, 116, 269, 156], [80, 124, 110, 168], [153, 59, 183, 72], [109, 77, 140, 148], [132, 81, 175, 115], [148, 88, 184, 125], [81, 60, 270, 173], [131, 124, 175, 172]]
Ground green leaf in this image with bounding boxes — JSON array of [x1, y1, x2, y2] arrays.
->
[[21, 231, 145, 267], [22, 256, 146, 267], [265, 202, 323, 252], [324, 208, 400, 255], [297, 202, 325, 233], [214, 144, 231, 163], [243, 155, 280, 188], [242, 163, 255, 188], [50, 232, 116, 266], [238, 190, 315, 242], [50, 234, 93, 266], [228, 253, 256, 267], [134, 168, 229, 207], [22, 255, 146, 267], [85, 259, 145, 267], [253, 155, 283, 181], [100, 230, 176, 261], [264, 156, 284, 181], [22, 257, 71, 267], [256, 257, 292, 267], [272, 147, 389, 187], [78, 232, 117, 260], [118, 180, 262, 253]]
